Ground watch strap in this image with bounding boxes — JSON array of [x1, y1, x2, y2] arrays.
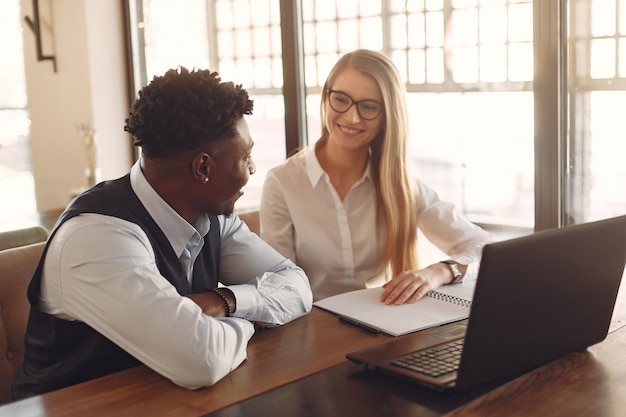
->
[[440, 260, 462, 284]]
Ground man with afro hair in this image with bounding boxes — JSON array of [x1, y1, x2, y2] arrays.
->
[[13, 67, 313, 399]]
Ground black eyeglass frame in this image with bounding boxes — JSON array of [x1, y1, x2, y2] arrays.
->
[[327, 89, 384, 121]]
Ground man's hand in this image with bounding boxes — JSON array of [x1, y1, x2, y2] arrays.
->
[[185, 288, 237, 317]]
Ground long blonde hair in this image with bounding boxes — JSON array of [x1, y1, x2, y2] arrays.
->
[[319, 49, 419, 278]]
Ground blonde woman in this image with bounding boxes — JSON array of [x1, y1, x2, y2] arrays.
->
[[261, 49, 491, 303]]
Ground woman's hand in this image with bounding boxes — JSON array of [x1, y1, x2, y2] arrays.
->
[[379, 262, 467, 305]]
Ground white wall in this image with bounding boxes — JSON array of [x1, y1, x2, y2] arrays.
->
[[20, 0, 133, 212]]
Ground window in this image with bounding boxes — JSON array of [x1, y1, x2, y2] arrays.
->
[[126, 0, 626, 231], [0, 0, 36, 223], [302, 0, 534, 230], [565, 0, 626, 224], [127, 0, 286, 210]]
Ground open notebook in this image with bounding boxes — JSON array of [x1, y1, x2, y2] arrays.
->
[[346, 215, 626, 392], [314, 280, 475, 336]]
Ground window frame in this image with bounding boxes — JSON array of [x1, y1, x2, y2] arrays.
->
[[124, 0, 621, 232]]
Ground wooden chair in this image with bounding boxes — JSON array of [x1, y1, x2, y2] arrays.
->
[[0, 226, 48, 251], [0, 212, 255, 404], [0, 242, 45, 404], [238, 209, 260, 236]]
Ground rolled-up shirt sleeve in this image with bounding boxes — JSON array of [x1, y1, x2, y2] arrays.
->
[[217, 213, 313, 326], [414, 179, 493, 281], [40, 215, 255, 389]]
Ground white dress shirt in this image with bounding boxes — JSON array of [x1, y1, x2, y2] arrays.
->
[[260, 144, 493, 301], [39, 161, 312, 389]]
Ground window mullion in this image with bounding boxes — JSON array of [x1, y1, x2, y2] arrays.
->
[[280, 0, 308, 155], [533, 0, 565, 230]]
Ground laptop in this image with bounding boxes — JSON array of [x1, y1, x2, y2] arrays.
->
[[347, 215, 626, 392]]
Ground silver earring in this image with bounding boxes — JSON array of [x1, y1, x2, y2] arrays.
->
[[204, 177, 209, 183]]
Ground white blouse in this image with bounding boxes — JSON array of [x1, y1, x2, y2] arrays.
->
[[260, 144, 493, 301]]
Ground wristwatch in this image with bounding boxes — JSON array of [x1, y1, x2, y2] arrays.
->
[[440, 260, 462, 284]]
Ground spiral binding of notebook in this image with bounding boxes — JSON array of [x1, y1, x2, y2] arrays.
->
[[426, 290, 472, 308]]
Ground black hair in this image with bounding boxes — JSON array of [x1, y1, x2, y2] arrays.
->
[[124, 67, 253, 159]]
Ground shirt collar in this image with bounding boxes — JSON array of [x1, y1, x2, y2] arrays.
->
[[304, 143, 325, 187], [130, 160, 210, 258]]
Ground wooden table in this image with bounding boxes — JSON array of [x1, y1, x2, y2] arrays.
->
[[2, 210, 624, 415], [207, 318, 626, 417], [2, 303, 625, 417], [0, 308, 393, 416], [446, 327, 626, 417]]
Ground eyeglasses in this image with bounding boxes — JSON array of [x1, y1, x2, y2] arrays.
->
[[327, 90, 383, 121]]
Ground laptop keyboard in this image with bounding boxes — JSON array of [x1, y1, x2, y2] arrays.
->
[[391, 339, 463, 378]]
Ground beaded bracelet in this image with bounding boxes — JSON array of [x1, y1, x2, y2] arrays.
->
[[213, 288, 232, 317]]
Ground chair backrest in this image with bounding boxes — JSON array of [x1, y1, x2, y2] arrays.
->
[[238, 209, 260, 236], [0, 226, 48, 251], [0, 242, 45, 405]]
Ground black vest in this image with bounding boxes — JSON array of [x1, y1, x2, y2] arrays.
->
[[12, 174, 221, 400]]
